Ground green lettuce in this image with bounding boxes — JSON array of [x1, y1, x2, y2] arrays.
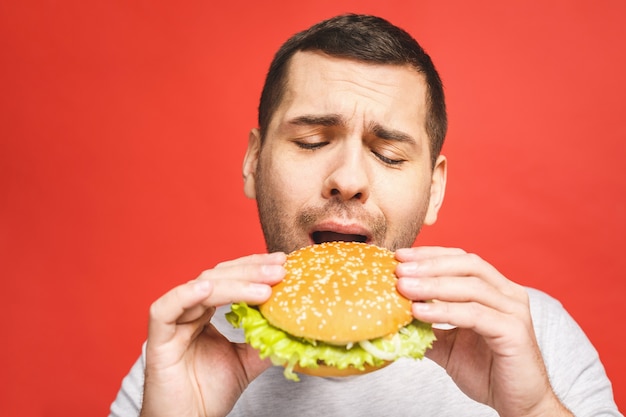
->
[[226, 302, 435, 381]]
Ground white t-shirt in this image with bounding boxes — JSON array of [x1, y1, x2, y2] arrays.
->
[[109, 288, 622, 416]]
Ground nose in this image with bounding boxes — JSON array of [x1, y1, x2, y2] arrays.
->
[[322, 144, 370, 203]]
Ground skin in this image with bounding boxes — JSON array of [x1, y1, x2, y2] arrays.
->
[[244, 51, 445, 254], [140, 51, 573, 417]]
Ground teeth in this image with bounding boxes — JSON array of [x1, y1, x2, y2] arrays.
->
[[312, 231, 367, 244]]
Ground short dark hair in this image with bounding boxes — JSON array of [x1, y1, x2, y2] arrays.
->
[[258, 13, 447, 166]]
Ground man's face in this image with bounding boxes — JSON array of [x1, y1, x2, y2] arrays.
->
[[243, 51, 446, 254]]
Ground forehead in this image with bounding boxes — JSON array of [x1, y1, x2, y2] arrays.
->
[[269, 51, 429, 137]]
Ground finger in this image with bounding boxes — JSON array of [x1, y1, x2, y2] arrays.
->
[[214, 252, 286, 269], [148, 280, 215, 346], [193, 260, 286, 307], [198, 277, 276, 307], [397, 275, 521, 314], [178, 304, 216, 326], [192, 258, 287, 307], [412, 299, 531, 342], [395, 246, 466, 262], [159, 306, 217, 351], [396, 251, 518, 295], [198, 260, 286, 287], [184, 306, 216, 342]]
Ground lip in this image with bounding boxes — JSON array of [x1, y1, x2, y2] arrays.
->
[[308, 220, 372, 245]]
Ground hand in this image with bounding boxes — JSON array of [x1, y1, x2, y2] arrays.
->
[[139, 252, 287, 417], [395, 247, 572, 417]]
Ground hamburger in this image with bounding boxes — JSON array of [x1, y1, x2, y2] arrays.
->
[[226, 241, 435, 381]]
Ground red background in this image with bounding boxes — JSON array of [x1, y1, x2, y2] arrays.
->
[[1, 1, 624, 415]]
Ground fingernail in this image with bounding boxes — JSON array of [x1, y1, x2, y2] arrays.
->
[[413, 302, 431, 313], [249, 283, 272, 298], [397, 262, 419, 274], [262, 264, 285, 277], [399, 277, 422, 290], [193, 280, 211, 294], [268, 251, 287, 261]]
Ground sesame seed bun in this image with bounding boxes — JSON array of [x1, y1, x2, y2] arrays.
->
[[259, 241, 413, 345], [293, 360, 391, 378]]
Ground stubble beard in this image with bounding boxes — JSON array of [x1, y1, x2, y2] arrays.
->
[[254, 162, 429, 254]]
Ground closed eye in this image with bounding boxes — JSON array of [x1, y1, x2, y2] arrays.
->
[[373, 151, 405, 166], [295, 141, 328, 150]]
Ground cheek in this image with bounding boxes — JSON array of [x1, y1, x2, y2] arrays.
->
[[260, 157, 318, 208], [280, 163, 316, 199], [374, 175, 431, 221]]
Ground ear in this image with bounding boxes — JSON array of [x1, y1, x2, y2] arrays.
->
[[242, 128, 262, 199], [423, 155, 447, 226]]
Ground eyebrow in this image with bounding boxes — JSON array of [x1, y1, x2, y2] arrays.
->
[[287, 114, 344, 127], [369, 122, 416, 144], [287, 114, 417, 144]]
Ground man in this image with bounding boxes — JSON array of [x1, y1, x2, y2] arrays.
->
[[110, 14, 620, 417]]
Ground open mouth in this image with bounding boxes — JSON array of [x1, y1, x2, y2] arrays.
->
[[311, 231, 368, 244]]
